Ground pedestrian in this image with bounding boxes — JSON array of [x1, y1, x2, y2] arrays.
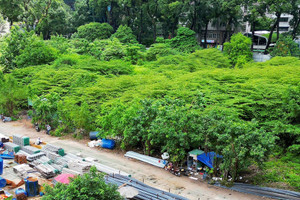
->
[[35, 137, 42, 145], [46, 124, 51, 135]]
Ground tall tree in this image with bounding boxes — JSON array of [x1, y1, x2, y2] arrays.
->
[[0, 0, 22, 26], [215, 0, 243, 47], [290, 0, 300, 39], [159, 0, 185, 38], [145, 0, 161, 41], [243, 0, 267, 50], [265, 0, 292, 51]]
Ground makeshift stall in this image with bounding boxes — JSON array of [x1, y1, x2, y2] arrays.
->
[[187, 149, 204, 171], [197, 152, 223, 169]]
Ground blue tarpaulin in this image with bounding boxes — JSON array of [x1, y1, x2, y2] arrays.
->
[[197, 152, 222, 168]]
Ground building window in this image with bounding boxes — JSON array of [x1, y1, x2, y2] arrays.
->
[[279, 17, 289, 22], [279, 27, 289, 31]]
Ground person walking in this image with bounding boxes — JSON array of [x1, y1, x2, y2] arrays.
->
[[46, 124, 51, 135]]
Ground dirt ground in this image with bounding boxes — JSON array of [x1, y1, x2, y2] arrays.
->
[[0, 120, 273, 200]]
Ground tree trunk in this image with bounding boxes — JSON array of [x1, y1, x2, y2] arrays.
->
[[222, 18, 232, 51], [138, 9, 143, 43], [204, 22, 209, 48], [153, 20, 156, 42], [276, 16, 280, 41], [292, 18, 300, 39], [232, 158, 238, 182], [251, 22, 255, 51], [265, 13, 281, 51]]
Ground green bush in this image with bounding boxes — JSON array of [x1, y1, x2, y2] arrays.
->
[[146, 43, 179, 61], [69, 38, 91, 54], [169, 27, 199, 53], [42, 167, 123, 200], [224, 33, 253, 67], [47, 35, 70, 54], [270, 35, 300, 57], [0, 26, 36, 72], [74, 22, 114, 42], [191, 49, 231, 68], [0, 73, 27, 116], [16, 39, 58, 68], [111, 25, 138, 44], [101, 38, 126, 61]]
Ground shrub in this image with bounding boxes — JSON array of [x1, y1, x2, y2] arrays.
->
[[0, 26, 36, 72], [101, 38, 126, 61], [224, 33, 253, 67], [270, 35, 300, 57], [146, 43, 179, 61], [47, 35, 70, 54], [111, 25, 138, 44], [16, 39, 58, 68], [0, 73, 27, 116], [74, 22, 114, 42], [169, 27, 199, 53], [191, 49, 231, 68], [69, 38, 91, 54], [42, 167, 123, 200]]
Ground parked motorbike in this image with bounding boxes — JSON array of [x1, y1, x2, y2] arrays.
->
[[35, 123, 40, 132], [165, 163, 186, 177]]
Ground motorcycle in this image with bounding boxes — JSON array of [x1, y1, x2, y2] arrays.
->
[[35, 123, 40, 132], [165, 163, 185, 177]]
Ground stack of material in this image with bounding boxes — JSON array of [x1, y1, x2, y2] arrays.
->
[[42, 144, 65, 156], [16, 150, 30, 157], [27, 152, 46, 162], [90, 161, 129, 177], [51, 164, 64, 173], [32, 156, 51, 166], [13, 164, 35, 177], [14, 154, 27, 164], [68, 160, 91, 174], [105, 174, 189, 200], [63, 153, 82, 161], [0, 134, 9, 143], [54, 157, 69, 167], [21, 146, 41, 155], [45, 151, 60, 161], [13, 135, 30, 146], [61, 168, 81, 175], [35, 164, 56, 178], [4, 142, 20, 153], [125, 151, 167, 168]]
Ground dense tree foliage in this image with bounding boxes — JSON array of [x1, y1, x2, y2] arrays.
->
[[0, 0, 299, 191], [42, 167, 123, 200], [224, 33, 253, 67], [270, 35, 300, 57], [1, 0, 298, 47], [73, 22, 114, 41]]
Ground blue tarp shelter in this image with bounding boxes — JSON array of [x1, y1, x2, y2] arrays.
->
[[197, 152, 223, 169]]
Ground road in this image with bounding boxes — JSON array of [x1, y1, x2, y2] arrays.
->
[[0, 119, 272, 200]]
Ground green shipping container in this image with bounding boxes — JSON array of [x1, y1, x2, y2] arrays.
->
[[22, 137, 30, 146], [58, 149, 65, 156], [14, 146, 20, 153]]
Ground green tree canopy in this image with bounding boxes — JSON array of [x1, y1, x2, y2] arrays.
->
[[270, 35, 300, 57], [42, 167, 123, 200], [224, 33, 252, 67], [0, 74, 27, 116], [110, 25, 138, 44], [74, 22, 114, 41]]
